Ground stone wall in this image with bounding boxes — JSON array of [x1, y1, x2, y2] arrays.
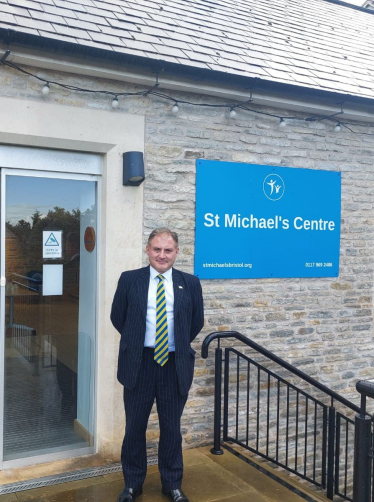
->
[[5, 227, 27, 276], [142, 91, 374, 449], [0, 62, 373, 454]]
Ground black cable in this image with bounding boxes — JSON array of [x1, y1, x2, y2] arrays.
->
[[2, 57, 373, 134], [0, 59, 298, 119], [3, 61, 152, 97]]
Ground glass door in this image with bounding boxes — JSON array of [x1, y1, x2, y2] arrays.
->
[[0, 169, 98, 467]]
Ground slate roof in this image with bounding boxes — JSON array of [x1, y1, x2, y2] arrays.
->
[[0, 0, 374, 99]]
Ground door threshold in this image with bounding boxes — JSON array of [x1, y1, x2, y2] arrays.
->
[[0, 457, 158, 495]]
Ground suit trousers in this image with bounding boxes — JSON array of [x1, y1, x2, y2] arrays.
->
[[121, 348, 188, 490]]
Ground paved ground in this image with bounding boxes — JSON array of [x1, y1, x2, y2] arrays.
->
[[0, 446, 322, 502]]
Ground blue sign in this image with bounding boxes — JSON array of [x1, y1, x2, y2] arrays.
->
[[194, 160, 341, 279]]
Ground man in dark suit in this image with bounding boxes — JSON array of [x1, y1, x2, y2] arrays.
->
[[111, 228, 204, 502]]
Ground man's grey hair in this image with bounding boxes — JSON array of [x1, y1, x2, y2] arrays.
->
[[147, 228, 179, 247]]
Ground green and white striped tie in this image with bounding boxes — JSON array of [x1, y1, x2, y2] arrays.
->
[[154, 274, 169, 366]]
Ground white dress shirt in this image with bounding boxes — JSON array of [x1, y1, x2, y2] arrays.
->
[[144, 265, 175, 351]]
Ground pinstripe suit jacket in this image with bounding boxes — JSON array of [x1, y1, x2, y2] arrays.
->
[[111, 265, 204, 396]]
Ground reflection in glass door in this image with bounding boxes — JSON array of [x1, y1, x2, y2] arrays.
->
[[1, 171, 97, 464]]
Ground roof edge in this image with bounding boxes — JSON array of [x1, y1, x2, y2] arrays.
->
[[323, 0, 374, 13]]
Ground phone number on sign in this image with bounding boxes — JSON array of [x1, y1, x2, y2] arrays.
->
[[305, 263, 333, 268]]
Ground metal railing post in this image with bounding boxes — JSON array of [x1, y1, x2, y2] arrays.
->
[[327, 405, 336, 500], [211, 345, 223, 455], [353, 384, 373, 502]]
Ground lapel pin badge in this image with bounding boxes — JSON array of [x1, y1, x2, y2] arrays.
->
[[178, 285, 183, 289]]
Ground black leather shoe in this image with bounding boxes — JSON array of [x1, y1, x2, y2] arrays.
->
[[117, 486, 143, 501], [162, 487, 189, 502]]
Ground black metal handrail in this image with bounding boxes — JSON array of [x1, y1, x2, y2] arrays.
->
[[201, 330, 369, 501], [353, 380, 374, 502], [202, 331, 360, 413]]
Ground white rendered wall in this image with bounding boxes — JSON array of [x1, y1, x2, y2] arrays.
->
[[0, 95, 145, 460]]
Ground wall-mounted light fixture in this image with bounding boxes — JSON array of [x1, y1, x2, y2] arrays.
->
[[123, 151, 145, 186]]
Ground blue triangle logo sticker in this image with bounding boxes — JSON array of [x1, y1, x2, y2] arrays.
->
[[45, 232, 59, 247]]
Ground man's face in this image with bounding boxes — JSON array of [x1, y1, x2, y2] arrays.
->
[[146, 233, 179, 274]]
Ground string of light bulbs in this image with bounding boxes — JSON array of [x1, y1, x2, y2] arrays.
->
[[2, 51, 374, 136]]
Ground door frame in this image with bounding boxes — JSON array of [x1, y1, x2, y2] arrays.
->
[[0, 167, 101, 470]]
